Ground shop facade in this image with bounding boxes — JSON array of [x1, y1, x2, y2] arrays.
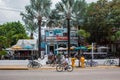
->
[[45, 27, 78, 55]]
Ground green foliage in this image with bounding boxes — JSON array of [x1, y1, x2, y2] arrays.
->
[[0, 21, 28, 49], [77, 29, 90, 38], [115, 31, 120, 40], [21, 0, 52, 39], [54, 0, 87, 27], [0, 50, 7, 55], [85, 0, 120, 44]]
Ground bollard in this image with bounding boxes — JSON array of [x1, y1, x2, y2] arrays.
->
[[80, 56, 85, 68], [71, 58, 76, 67]]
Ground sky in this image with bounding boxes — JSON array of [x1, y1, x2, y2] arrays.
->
[[0, 0, 98, 24]]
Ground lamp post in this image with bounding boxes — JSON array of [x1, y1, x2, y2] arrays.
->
[[91, 42, 95, 67], [66, 11, 71, 57], [38, 15, 42, 58]]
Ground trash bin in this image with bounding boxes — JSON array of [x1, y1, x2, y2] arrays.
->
[[80, 56, 85, 68], [71, 58, 76, 67]]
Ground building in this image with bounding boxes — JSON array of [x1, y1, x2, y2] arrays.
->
[[44, 27, 78, 54], [6, 39, 38, 60]]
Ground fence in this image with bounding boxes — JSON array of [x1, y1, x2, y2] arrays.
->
[[0, 55, 48, 66], [0, 57, 119, 66]]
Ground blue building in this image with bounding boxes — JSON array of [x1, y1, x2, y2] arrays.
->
[[44, 27, 78, 55]]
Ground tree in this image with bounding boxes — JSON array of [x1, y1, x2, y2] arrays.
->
[[77, 29, 90, 41], [55, 0, 87, 57], [21, 0, 52, 58], [84, 0, 120, 45], [21, 6, 38, 39], [46, 9, 63, 28], [0, 21, 28, 50]]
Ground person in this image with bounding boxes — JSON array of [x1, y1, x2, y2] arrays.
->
[[61, 55, 69, 70], [56, 52, 62, 64]]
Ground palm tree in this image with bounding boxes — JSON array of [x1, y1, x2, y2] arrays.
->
[[46, 9, 62, 28], [55, 0, 87, 57], [21, 0, 52, 58], [55, 0, 76, 57], [21, 6, 37, 39]]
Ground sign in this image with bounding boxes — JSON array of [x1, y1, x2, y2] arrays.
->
[[56, 36, 68, 40]]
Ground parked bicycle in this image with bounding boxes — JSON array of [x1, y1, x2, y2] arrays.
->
[[27, 60, 42, 68], [56, 64, 73, 72], [85, 60, 98, 67], [104, 59, 117, 66]]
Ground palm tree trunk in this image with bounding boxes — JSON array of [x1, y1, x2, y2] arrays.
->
[[38, 16, 42, 58], [30, 32, 34, 39], [67, 18, 70, 57], [78, 25, 81, 67]]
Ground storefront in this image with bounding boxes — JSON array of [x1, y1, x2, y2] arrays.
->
[[45, 36, 78, 55]]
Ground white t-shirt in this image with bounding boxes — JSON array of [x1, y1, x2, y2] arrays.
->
[[65, 58, 69, 64]]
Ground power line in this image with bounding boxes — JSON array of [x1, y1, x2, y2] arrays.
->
[[0, 7, 24, 12]]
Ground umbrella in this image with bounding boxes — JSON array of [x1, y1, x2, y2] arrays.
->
[[66, 46, 76, 50], [11, 45, 22, 50], [97, 46, 109, 49], [55, 47, 66, 51], [74, 46, 87, 51], [24, 45, 33, 49], [87, 45, 96, 50]]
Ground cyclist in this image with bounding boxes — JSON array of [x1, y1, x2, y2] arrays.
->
[[61, 55, 69, 70]]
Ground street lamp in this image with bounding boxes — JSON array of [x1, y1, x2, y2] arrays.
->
[[91, 42, 95, 67]]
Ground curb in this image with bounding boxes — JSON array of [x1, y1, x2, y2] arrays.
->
[[0, 65, 119, 70], [0, 65, 28, 70], [0, 68, 28, 70]]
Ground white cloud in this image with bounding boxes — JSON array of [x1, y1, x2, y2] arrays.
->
[[0, 0, 98, 24], [0, 0, 30, 24], [86, 0, 98, 3]]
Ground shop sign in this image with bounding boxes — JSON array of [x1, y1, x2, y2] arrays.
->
[[56, 36, 68, 40]]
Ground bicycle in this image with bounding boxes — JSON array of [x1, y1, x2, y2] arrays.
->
[[85, 60, 98, 67], [27, 60, 42, 68], [56, 64, 73, 72], [104, 59, 117, 66]]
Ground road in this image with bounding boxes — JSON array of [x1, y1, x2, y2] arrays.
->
[[0, 68, 120, 80]]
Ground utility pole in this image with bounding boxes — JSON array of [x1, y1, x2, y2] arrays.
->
[[91, 42, 94, 67]]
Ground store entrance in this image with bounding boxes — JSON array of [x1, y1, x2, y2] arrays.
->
[[50, 45, 54, 54]]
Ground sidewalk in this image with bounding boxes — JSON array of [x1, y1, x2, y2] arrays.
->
[[0, 65, 56, 70], [0, 65, 28, 70], [0, 65, 119, 70]]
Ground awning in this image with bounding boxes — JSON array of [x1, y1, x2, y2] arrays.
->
[[24, 45, 33, 49], [74, 46, 87, 51], [55, 47, 66, 51], [11, 45, 22, 50]]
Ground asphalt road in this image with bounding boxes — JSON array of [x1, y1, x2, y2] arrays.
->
[[0, 68, 120, 80]]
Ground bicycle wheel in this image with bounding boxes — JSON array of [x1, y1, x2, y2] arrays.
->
[[93, 61, 98, 67], [56, 65, 63, 72], [104, 60, 110, 66], [27, 63, 32, 68], [33, 63, 40, 68], [85, 62, 90, 67], [39, 63, 42, 68], [112, 60, 117, 65], [66, 65, 73, 72]]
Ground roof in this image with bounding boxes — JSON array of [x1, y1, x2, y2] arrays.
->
[[16, 39, 38, 49], [6, 39, 38, 51]]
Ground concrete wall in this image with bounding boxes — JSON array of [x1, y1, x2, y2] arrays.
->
[[70, 58, 119, 66], [0, 55, 48, 66], [0, 57, 119, 66]]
